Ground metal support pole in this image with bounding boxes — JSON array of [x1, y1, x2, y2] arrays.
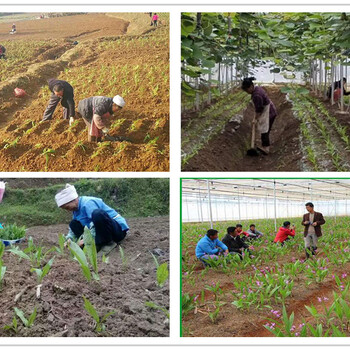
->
[[237, 188, 241, 222], [274, 180, 277, 232], [207, 180, 213, 229], [199, 187, 203, 223]]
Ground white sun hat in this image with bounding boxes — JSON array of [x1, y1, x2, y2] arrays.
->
[[55, 184, 78, 207], [113, 95, 125, 108]]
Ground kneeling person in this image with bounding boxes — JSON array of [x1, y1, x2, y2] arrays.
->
[[222, 226, 250, 260], [55, 184, 129, 251]]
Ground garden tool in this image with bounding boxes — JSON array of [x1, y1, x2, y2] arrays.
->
[[247, 115, 259, 156]]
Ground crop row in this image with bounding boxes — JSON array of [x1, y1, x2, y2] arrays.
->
[[287, 87, 350, 171], [181, 90, 250, 165]]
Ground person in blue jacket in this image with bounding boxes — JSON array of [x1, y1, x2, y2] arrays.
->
[[195, 229, 228, 266], [55, 184, 129, 251]]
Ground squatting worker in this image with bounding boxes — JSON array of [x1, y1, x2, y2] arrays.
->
[[327, 77, 350, 101], [77, 95, 125, 142], [42, 79, 75, 123], [241, 77, 277, 155], [302, 202, 325, 259], [55, 184, 129, 251]]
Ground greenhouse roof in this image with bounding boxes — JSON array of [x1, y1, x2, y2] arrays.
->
[[182, 179, 350, 202]]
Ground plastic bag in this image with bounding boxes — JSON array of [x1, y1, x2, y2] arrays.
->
[[14, 87, 27, 98]]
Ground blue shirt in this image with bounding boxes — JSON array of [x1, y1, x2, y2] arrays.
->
[[195, 235, 228, 258], [66, 196, 129, 240]]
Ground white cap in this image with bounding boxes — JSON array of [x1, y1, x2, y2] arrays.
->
[[55, 184, 78, 207], [113, 95, 125, 108]]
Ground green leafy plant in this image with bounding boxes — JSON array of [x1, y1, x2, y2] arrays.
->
[[69, 241, 91, 282], [83, 296, 115, 332], [151, 253, 169, 287], [14, 307, 37, 328], [30, 257, 55, 284], [83, 230, 99, 281], [3, 316, 18, 333], [145, 301, 169, 318], [0, 224, 26, 240], [0, 259, 6, 290], [42, 148, 55, 172], [119, 245, 128, 271]]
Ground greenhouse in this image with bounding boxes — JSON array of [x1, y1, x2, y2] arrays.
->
[[181, 12, 350, 172], [181, 178, 350, 337], [182, 178, 350, 229]]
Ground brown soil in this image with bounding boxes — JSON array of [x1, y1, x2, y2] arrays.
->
[[183, 86, 302, 172], [0, 14, 129, 41], [0, 216, 169, 337], [182, 240, 350, 337], [0, 13, 169, 172]]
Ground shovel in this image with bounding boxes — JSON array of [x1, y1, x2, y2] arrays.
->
[[247, 115, 259, 156]]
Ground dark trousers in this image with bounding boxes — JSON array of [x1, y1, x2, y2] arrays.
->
[[43, 93, 68, 121], [153, 20, 158, 27], [261, 115, 276, 147], [69, 209, 127, 246]]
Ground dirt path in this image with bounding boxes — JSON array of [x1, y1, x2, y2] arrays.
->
[[0, 216, 169, 337], [183, 86, 303, 172]]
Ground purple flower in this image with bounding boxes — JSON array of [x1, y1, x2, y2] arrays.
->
[[184, 272, 188, 276], [317, 297, 322, 302], [194, 295, 199, 302], [342, 273, 347, 278], [323, 297, 329, 301], [295, 332, 300, 337]]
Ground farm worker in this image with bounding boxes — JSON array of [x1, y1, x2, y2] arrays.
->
[[195, 229, 228, 266], [55, 184, 129, 251], [0, 45, 6, 59], [235, 224, 250, 241], [42, 79, 75, 123], [152, 13, 159, 27], [302, 202, 325, 259], [222, 226, 250, 260], [11, 23, 16, 33], [241, 77, 277, 155], [273, 221, 296, 246], [77, 95, 125, 142], [245, 224, 264, 239], [327, 78, 350, 101]]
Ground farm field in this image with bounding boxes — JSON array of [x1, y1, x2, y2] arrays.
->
[[0, 13, 169, 172], [0, 178, 170, 337], [181, 12, 350, 172], [182, 85, 350, 172], [182, 217, 350, 337], [1, 217, 169, 337]]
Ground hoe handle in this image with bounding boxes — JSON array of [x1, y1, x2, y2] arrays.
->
[[251, 115, 256, 149]]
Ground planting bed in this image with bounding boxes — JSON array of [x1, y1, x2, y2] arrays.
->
[[182, 85, 350, 172], [0, 13, 169, 171], [0, 216, 169, 337], [182, 217, 350, 337]]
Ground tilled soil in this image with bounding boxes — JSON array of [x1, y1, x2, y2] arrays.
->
[[0, 13, 169, 172], [183, 86, 302, 172], [0, 14, 129, 41], [0, 216, 169, 337], [182, 241, 350, 337]]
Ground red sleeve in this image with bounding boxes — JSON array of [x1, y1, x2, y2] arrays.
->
[[243, 231, 249, 237], [289, 229, 295, 237]]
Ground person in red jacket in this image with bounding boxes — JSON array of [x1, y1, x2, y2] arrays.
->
[[274, 221, 295, 246]]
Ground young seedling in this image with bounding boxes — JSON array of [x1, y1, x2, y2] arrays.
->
[[151, 253, 169, 288], [145, 301, 169, 319], [119, 245, 127, 271], [102, 253, 109, 264], [56, 233, 66, 255], [42, 148, 55, 172], [83, 296, 115, 332], [83, 230, 99, 281], [0, 260, 6, 290], [69, 241, 91, 282], [14, 307, 37, 328], [31, 257, 55, 298], [3, 316, 18, 334]]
